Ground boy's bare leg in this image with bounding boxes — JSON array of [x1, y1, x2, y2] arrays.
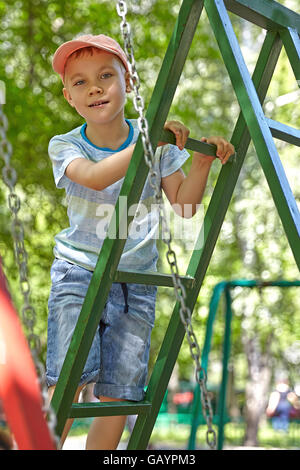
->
[[48, 384, 85, 448], [85, 396, 127, 450]]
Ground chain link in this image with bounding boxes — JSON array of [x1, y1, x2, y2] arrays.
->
[[116, 1, 217, 449], [0, 104, 58, 447]]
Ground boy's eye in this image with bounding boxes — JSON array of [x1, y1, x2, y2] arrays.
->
[[101, 73, 112, 79], [74, 80, 84, 86]]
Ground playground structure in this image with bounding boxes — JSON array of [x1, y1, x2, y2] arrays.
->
[[188, 279, 300, 450], [0, 0, 299, 450], [0, 260, 55, 449]]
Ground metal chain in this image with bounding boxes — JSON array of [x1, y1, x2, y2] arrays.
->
[[0, 104, 58, 446], [116, 0, 217, 449]]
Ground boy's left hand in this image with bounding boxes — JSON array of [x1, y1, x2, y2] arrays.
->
[[158, 120, 190, 151], [198, 136, 235, 165]]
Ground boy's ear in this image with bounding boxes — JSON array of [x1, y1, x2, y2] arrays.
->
[[63, 87, 75, 107], [125, 72, 132, 93]]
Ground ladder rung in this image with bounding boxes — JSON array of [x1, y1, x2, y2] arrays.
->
[[267, 118, 300, 146], [69, 400, 152, 418], [114, 269, 195, 289], [160, 129, 236, 162]]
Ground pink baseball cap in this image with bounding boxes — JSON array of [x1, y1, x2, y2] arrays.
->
[[52, 34, 129, 82]]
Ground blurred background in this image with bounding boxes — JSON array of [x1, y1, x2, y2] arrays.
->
[[0, 0, 299, 449]]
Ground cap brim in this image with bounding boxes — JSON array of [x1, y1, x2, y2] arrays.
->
[[52, 40, 97, 78]]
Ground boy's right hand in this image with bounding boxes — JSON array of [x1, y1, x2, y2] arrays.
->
[[158, 120, 190, 151]]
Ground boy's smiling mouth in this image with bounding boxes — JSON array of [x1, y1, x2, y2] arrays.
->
[[88, 100, 109, 108]]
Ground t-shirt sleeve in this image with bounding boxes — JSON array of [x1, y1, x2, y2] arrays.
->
[[48, 137, 85, 189], [159, 144, 190, 178]]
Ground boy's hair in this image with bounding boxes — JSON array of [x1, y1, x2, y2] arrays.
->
[[52, 34, 129, 83], [69, 46, 96, 60], [67, 46, 126, 72]]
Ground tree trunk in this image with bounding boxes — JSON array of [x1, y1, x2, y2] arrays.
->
[[243, 335, 273, 446], [227, 364, 241, 419]]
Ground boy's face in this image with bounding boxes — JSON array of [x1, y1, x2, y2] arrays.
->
[[63, 49, 130, 126]]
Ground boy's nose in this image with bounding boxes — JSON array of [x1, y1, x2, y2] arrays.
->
[[88, 85, 104, 95]]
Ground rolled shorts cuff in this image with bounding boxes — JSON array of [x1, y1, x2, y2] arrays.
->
[[46, 369, 100, 388], [93, 383, 145, 402]]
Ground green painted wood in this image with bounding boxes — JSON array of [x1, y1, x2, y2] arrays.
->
[[205, 0, 300, 269], [280, 27, 300, 82], [160, 129, 216, 156], [69, 401, 152, 419], [114, 270, 195, 289], [145, 0, 206, 148], [160, 129, 236, 161], [267, 118, 300, 147], [225, 0, 300, 33], [217, 287, 232, 450]]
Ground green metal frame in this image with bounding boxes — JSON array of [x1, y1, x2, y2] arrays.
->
[[188, 279, 300, 450], [51, 0, 300, 449]]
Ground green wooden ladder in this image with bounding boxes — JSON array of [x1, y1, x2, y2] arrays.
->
[[51, 0, 300, 449]]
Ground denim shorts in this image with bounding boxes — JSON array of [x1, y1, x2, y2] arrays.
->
[[46, 258, 157, 401]]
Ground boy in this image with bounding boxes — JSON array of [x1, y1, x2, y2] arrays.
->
[[47, 34, 234, 450]]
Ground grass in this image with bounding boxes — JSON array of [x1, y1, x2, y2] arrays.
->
[[69, 414, 300, 450]]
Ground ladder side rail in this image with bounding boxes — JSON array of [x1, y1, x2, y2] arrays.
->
[[279, 27, 300, 83], [205, 0, 300, 269], [217, 287, 233, 450], [144, 0, 205, 141], [224, 0, 300, 33]]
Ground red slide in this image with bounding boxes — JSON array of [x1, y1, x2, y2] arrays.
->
[[0, 261, 55, 450]]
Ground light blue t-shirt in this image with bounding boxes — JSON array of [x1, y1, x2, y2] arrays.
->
[[48, 119, 190, 272]]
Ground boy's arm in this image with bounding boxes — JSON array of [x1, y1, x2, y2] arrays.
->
[[64, 121, 188, 191], [161, 158, 212, 218], [162, 136, 235, 218], [65, 144, 135, 191]]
